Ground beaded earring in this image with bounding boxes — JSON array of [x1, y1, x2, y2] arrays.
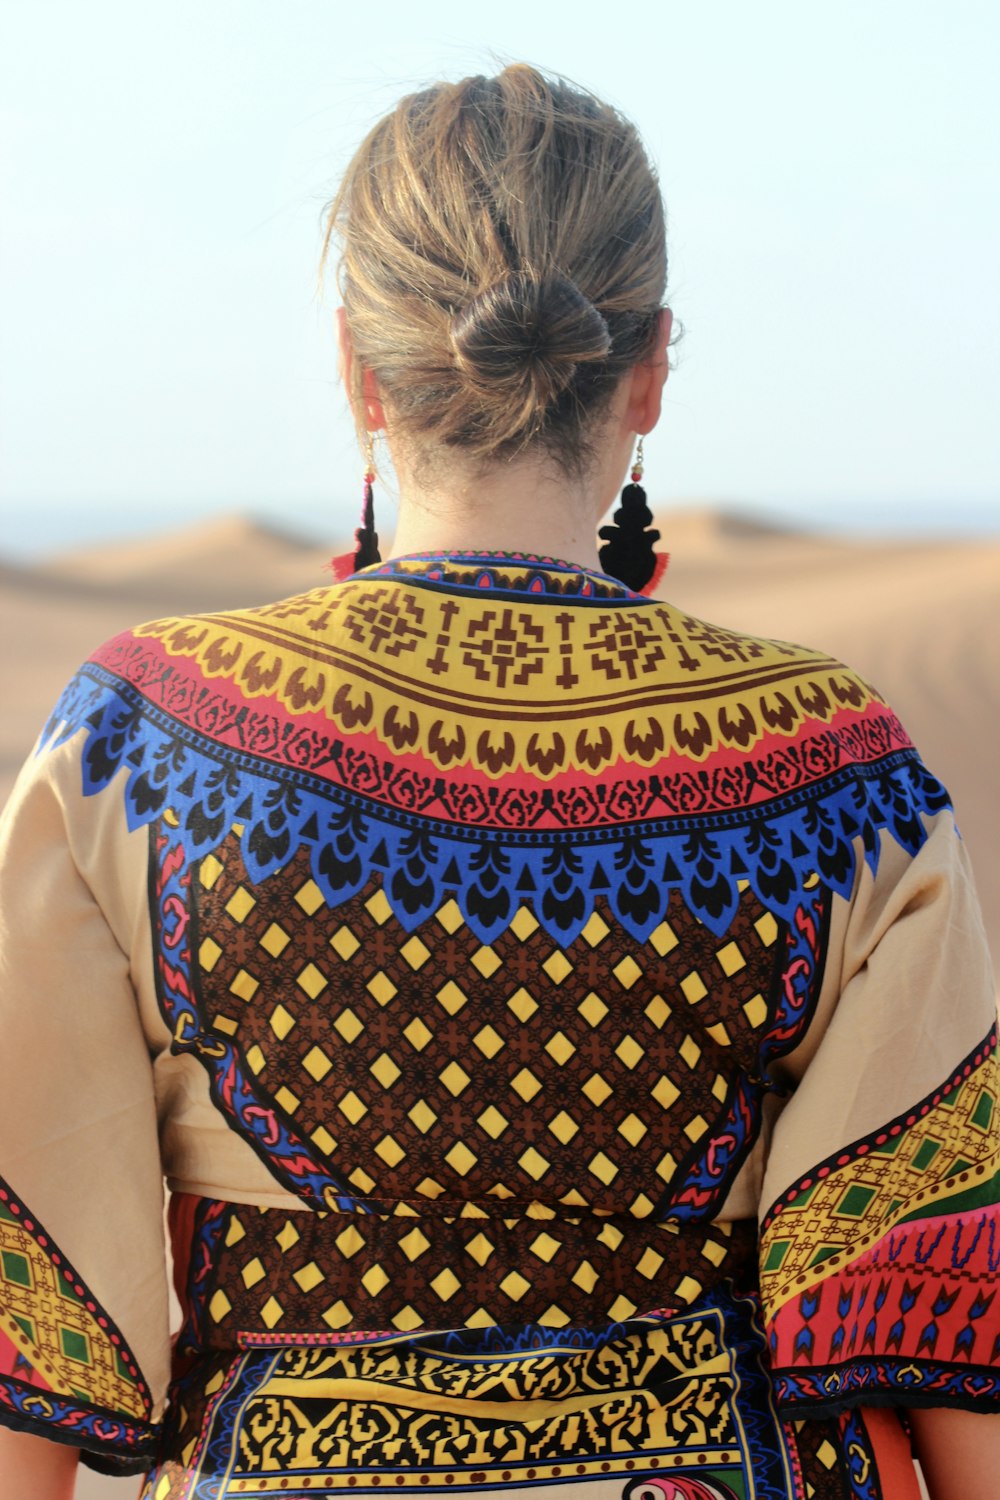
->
[[598, 437, 663, 592], [352, 433, 381, 570]]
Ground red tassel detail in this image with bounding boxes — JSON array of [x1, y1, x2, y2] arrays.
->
[[639, 551, 669, 597]]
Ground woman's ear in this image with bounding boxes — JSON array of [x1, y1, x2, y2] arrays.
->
[[335, 308, 386, 431], [624, 307, 673, 436]]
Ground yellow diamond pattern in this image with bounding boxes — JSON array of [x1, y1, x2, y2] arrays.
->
[[400, 936, 431, 970], [545, 1030, 576, 1066], [471, 945, 502, 978], [225, 887, 256, 922], [582, 1072, 613, 1106], [588, 1151, 618, 1185], [337, 1090, 367, 1124], [617, 1112, 648, 1146], [398, 1227, 431, 1261], [361, 1264, 389, 1296], [445, 1142, 477, 1176], [403, 1016, 433, 1050], [321, 1300, 351, 1329], [333, 1007, 364, 1044], [364, 890, 392, 926], [476, 1105, 509, 1139], [680, 970, 708, 1004], [507, 987, 538, 1022], [293, 1261, 325, 1293], [613, 956, 642, 989], [509, 906, 539, 940], [743, 993, 768, 1027], [473, 1025, 504, 1059], [436, 981, 467, 1015], [366, 971, 397, 1006], [440, 1061, 471, 1096], [199, 853, 224, 890], [548, 1109, 579, 1144], [269, 1004, 295, 1040], [511, 1067, 542, 1102], [330, 926, 360, 961], [240, 1257, 265, 1289], [755, 911, 779, 945], [518, 1146, 550, 1180], [259, 922, 290, 957], [430, 1269, 461, 1301], [716, 941, 746, 976], [407, 1098, 438, 1134], [679, 1034, 701, 1068], [230, 969, 259, 1003], [581, 911, 610, 947], [275, 1220, 300, 1252], [294, 880, 324, 916], [530, 1232, 562, 1263], [636, 1247, 665, 1279], [615, 1035, 643, 1070], [435, 898, 464, 933], [199, 937, 222, 971], [542, 950, 573, 985], [302, 1046, 332, 1082], [374, 1133, 406, 1168], [370, 1052, 401, 1089], [208, 1290, 232, 1323], [578, 992, 608, 1027], [296, 963, 327, 1000], [465, 1232, 495, 1266], [649, 920, 679, 955]]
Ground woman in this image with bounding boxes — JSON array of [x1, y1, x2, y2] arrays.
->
[[1, 65, 998, 1500]]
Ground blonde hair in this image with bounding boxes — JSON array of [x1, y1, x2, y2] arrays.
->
[[325, 64, 667, 468]]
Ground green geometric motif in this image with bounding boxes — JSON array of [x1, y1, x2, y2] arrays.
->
[[910, 1138, 942, 1172], [833, 1184, 877, 1219], [971, 1091, 995, 1132], [762, 1239, 791, 1273], [58, 1327, 91, 1365], [0, 1250, 32, 1288]]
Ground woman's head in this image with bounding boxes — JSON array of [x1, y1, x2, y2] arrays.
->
[[326, 65, 668, 474]]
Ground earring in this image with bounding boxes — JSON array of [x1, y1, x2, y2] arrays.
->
[[598, 437, 662, 592], [352, 433, 381, 570]]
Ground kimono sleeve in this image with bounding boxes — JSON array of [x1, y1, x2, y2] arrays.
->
[[758, 794, 1000, 1419], [0, 738, 170, 1475]]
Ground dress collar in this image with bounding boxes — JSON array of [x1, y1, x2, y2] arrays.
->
[[330, 547, 667, 600]]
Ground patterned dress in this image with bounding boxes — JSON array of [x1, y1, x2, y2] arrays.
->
[[1, 551, 998, 1500]]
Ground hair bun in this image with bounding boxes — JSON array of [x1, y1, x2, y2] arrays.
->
[[449, 273, 611, 442]]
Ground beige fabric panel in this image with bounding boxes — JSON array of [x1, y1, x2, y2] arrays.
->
[[759, 808, 997, 1219], [0, 737, 171, 1417]]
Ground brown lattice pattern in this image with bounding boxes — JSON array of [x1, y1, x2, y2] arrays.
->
[[197, 1203, 758, 1339], [193, 830, 784, 1214]]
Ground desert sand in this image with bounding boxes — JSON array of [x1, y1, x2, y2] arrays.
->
[[1, 509, 996, 1499]]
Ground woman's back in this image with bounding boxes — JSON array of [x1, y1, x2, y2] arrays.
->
[[2, 60, 999, 1500]]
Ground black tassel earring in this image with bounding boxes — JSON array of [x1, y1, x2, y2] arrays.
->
[[352, 433, 381, 570], [598, 438, 663, 593]]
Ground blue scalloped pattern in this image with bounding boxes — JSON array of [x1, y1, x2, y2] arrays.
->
[[44, 665, 952, 946]]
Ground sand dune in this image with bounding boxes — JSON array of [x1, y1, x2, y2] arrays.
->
[[2, 509, 998, 968]]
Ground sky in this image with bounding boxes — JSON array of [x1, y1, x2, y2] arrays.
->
[[1, 0, 998, 556]]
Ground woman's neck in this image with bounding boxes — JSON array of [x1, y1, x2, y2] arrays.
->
[[382, 443, 627, 573]]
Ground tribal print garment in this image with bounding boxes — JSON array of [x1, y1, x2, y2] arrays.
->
[[0, 550, 997, 1499]]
